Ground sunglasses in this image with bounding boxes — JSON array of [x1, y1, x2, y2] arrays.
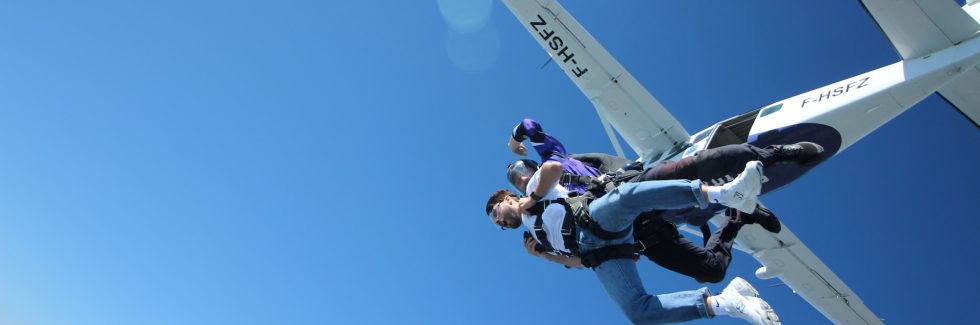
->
[[488, 202, 507, 230]]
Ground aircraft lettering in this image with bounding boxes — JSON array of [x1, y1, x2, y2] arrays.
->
[[549, 36, 563, 51], [528, 14, 589, 78], [529, 14, 547, 31], [538, 28, 555, 42], [801, 77, 870, 108]]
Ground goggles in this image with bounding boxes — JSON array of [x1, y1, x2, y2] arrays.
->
[[506, 159, 538, 191]]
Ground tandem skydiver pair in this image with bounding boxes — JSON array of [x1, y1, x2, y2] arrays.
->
[[483, 119, 824, 324]]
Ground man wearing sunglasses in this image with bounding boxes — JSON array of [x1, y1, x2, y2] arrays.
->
[[484, 160, 779, 324]]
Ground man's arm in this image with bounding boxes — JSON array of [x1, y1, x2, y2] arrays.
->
[[509, 118, 562, 159], [518, 160, 562, 211], [524, 233, 583, 268]]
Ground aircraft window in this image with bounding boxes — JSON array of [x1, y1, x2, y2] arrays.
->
[[759, 103, 783, 118]]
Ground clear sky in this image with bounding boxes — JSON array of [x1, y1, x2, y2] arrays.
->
[[0, 1, 977, 324]]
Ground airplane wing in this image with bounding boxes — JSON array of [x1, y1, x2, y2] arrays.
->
[[733, 223, 884, 324], [860, 0, 980, 60], [502, 0, 690, 162], [938, 65, 980, 128], [861, 0, 980, 127], [679, 215, 884, 325]]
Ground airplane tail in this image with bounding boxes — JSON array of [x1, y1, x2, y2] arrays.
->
[[861, 0, 980, 128]]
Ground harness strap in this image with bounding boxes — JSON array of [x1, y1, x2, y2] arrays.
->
[[633, 215, 677, 252], [582, 170, 642, 197], [580, 244, 638, 269], [532, 211, 555, 253], [559, 203, 579, 254], [559, 173, 594, 187], [530, 199, 577, 256], [575, 212, 631, 240]]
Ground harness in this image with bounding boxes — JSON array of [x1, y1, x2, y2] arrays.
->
[[531, 169, 684, 269], [527, 194, 636, 269], [526, 199, 578, 256]]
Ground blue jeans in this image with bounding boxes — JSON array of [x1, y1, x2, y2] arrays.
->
[[579, 179, 712, 324]]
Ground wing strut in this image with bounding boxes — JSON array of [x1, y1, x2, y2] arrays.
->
[[595, 107, 627, 158]]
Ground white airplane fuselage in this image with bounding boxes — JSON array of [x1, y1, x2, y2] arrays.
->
[[678, 33, 980, 194]]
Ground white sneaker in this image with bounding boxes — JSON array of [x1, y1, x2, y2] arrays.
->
[[723, 277, 759, 298], [715, 281, 781, 325], [718, 161, 763, 213], [737, 297, 780, 325]]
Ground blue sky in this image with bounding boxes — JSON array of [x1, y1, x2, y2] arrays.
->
[[0, 1, 977, 324]]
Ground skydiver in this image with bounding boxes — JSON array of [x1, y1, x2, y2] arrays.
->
[[484, 161, 780, 324], [506, 118, 824, 283]]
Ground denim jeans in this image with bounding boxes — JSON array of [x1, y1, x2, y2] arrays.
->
[[579, 179, 712, 324]]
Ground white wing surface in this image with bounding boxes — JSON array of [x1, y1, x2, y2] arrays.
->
[[860, 0, 980, 60], [679, 217, 883, 324], [938, 65, 980, 128], [502, 0, 690, 162], [861, 0, 980, 126], [736, 224, 883, 324]]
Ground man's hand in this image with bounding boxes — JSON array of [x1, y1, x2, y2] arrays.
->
[[522, 232, 584, 269], [523, 233, 544, 257], [508, 138, 528, 156]]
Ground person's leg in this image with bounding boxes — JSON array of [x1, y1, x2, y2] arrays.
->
[[633, 144, 764, 184], [639, 217, 742, 284], [591, 160, 765, 232], [634, 144, 768, 186], [589, 179, 709, 234], [634, 149, 782, 230], [637, 143, 823, 187], [697, 213, 743, 277], [593, 258, 711, 324]]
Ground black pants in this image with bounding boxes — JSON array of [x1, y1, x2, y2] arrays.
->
[[634, 143, 776, 186], [633, 214, 742, 283], [628, 144, 775, 283]]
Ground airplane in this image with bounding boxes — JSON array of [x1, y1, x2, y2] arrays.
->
[[501, 0, 980, 323]]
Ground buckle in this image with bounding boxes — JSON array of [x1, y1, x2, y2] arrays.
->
[[635, 239, 647, 252]]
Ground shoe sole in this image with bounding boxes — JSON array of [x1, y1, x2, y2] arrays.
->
[[750, 297, 781, 325]]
